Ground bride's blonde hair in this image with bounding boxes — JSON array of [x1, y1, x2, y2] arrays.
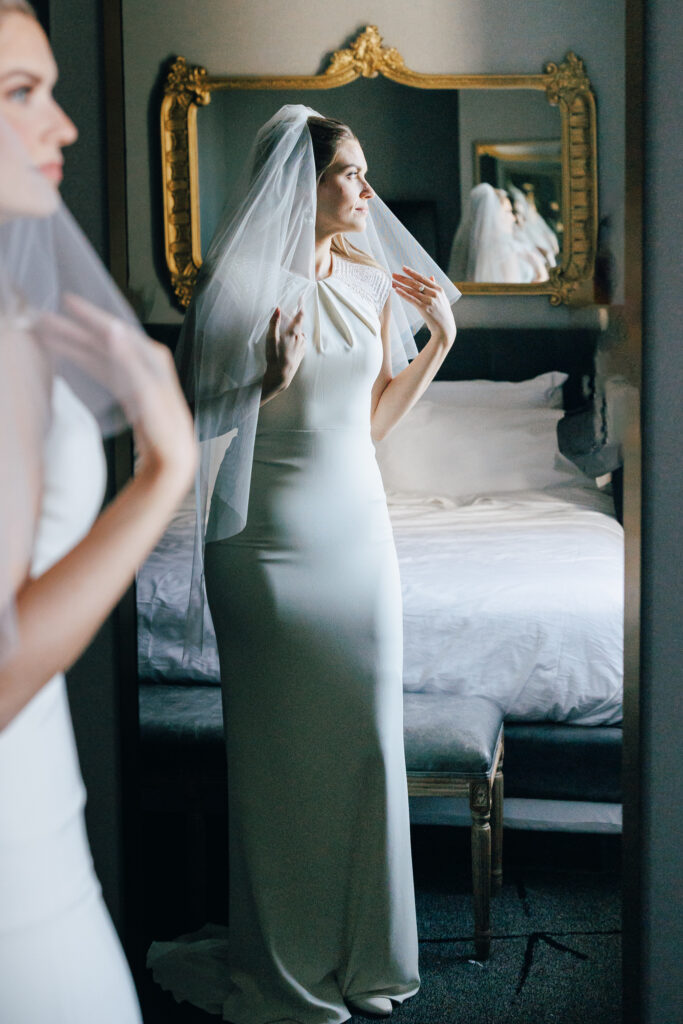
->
[[307, 115, 384, 273]]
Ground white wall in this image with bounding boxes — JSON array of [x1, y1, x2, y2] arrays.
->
[[121, 0, 624, 329]]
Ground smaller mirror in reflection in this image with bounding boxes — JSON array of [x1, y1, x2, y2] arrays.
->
[[448, 140, 562, 283]]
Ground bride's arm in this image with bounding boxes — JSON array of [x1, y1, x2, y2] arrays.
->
[[0, 333, 197, 732], [370, 267, 456, 442]]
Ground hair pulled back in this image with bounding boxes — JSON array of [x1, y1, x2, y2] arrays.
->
[[306, 116, 356, 182]]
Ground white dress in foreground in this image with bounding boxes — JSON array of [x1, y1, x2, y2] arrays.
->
[[0, 377, 142, 1023], [148, 258, 420, 1023]]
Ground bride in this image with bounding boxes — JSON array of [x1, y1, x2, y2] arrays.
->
[[448, 181, 549, 283], [0, 3, 196, 1020], [148, 105, 460, 1024]]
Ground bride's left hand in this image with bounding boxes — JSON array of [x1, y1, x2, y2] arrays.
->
[[391, 266, 456, 346]]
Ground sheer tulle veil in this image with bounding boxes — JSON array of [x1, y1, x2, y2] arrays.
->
[[0, 114, 51, 663], [0, 112, 162, 664], [447, 182, 524, 282], [170, 103, 461, 661], [509, 184, 559, 266], [448, 182, 553, 283]]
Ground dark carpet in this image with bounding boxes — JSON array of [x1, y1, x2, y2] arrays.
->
[[137, 825, 621, 1024]]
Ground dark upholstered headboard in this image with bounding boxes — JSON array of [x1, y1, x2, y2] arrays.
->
[[424, 327, 599, 412], [147, 324, 599, 414]]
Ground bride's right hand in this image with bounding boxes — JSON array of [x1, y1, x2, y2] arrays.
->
[[263, 306, 306, 395]]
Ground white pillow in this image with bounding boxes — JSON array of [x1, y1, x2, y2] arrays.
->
[[425, 371, 567, 409], [375, 402, 588, 501]]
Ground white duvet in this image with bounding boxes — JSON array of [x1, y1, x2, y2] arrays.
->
[[389, 485, 623, 725], [137, 485, 623, 726]]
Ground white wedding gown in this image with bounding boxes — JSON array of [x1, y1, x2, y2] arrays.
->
[[148, 257, 420, 1023], [0, 377, 142, 1023]]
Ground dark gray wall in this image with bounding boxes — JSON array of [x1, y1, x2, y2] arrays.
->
[[51, 0, 107, 256], [640, 0, 683, 1020], [49, 0, 126, 930]]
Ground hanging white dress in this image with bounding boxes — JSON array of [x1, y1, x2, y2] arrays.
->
[[0, 375, 142, 1023], [148, 256, 420, 1023]]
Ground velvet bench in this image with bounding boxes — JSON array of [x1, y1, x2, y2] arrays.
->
[[138, 685, 504, 958], [137, 684, 622, 960]]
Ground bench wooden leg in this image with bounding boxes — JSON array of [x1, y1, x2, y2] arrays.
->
[[491, 768, 504, 893], [470, 781, 492, 960]]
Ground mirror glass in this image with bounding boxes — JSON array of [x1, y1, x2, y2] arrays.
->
[[139, 38, 625, 1021], [195, 78, 561, 284]]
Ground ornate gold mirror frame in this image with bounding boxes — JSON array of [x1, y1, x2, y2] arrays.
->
[[473, 140, 563, 176], [160, 26, 597, 308]]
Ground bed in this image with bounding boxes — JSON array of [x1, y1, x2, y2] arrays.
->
[[137, 326, 624, 834]]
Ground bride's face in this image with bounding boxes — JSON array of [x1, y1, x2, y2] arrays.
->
[[0, 12, 77, 217], [316, 137, 375, 237]]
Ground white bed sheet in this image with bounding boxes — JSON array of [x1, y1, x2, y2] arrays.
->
[[137, 485, 623, 726], [389, 485, 623, 725], [137, 497, 222, 684]]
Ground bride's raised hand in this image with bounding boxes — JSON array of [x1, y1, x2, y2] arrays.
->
[[1, 295, 199, 727], [391, 266, 456, 346], [262, 305, 306, 402], [35, 293, 197, 494]]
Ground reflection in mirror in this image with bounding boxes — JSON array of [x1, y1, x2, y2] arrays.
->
[[447, 181, 555, 283], [197, 77, 461, 270], [195, 82, 562, 286], [470, 141, 563, 282], [161, 45, 598, 306], [475, 140, 562, 242], [142, 34, 624, 1019], [447, 89, 562, 283]]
